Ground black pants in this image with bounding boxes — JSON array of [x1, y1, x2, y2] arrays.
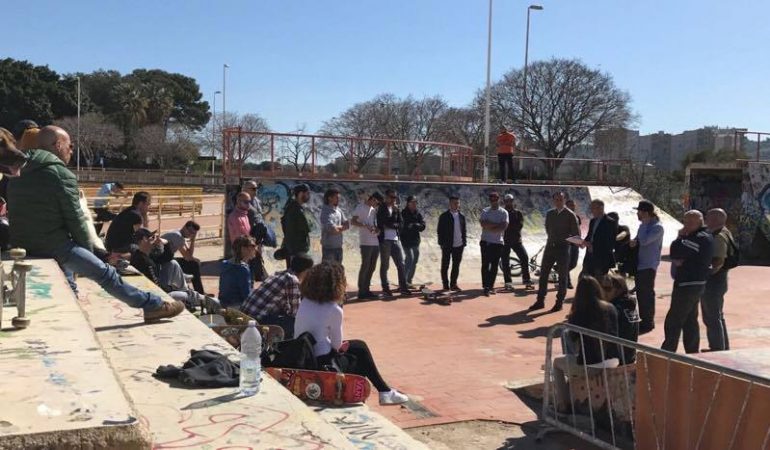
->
[[480, 241, 503, 290], [93, 207, 117, 235], [261, 314, 296, 340], [498, 154, 514, 182], [0, 221, 8, 251], [537, 243, 571, 303], [176, 258, 205, 294], [441, 246, 464, 289], [501, 242, 531, 283], [701, 270, 729, 351], [581, 252, 612, 278], [636, 269, 657, 330], [662, 284, 705, 354], [318, 339, 390, 392]]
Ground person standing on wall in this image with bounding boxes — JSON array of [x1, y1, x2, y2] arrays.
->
[[628, 200, 664, 334], [496, 127, 516, 183], [437, 196, 466, 291], [529, 191, 580, 312], [320, 187, 350, 264], [377, 189, 409, 297], [479, 191, 509, 296], [501, 194, 534, 290], [282, 184, 312, 270], [565, 199, 581, 289], [701, 208, 736, 352], [352, 192, 384, 300], [581, 199, 618, 278], [401, 195, 426, 289]]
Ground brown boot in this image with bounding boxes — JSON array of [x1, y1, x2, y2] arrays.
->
[[144, 300, 185, 323]]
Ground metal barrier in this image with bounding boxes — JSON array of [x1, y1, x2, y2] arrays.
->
[[474, 154, 635, 185], [540, 323, 770, 450]]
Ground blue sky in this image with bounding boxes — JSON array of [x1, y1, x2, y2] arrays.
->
[[4, 0, 769, 135]]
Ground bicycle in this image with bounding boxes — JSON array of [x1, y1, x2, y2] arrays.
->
[[500, 244, 559, 283]]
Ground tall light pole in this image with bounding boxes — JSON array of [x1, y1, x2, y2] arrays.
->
[[76, 76, 81, 171], [222, 64, 229, 176], [212, 90, 221, 175], [482, 0, 494, 183], [522, 5, 543, 109]]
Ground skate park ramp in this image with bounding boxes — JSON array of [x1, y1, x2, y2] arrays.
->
[[255, 180, 682, 284]]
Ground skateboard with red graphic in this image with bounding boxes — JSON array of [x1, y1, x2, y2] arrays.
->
[[265, 367, 371, 405]]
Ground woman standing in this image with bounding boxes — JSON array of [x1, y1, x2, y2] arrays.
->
[[400, 196, 426, 289]]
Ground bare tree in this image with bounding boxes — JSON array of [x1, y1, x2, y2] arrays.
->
[[200, 111, 270, 168], [133, 124, 198, 169], [485, 58, 634, 178], [55, 113, 122, 167], [279, 124, 313, 173], [435, 105, 485, 154], [386, 96, 448, 174]]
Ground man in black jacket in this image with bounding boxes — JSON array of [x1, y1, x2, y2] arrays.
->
[[581, 199, 618, 277], [437, 195, 466, 291], [501, 194, 533, 290], [401, 195, 426, 288], [377, 189, 409, 296], [661, 210, 714, 354], [107, 191, 151, 253], [281, 184, 311, 269]]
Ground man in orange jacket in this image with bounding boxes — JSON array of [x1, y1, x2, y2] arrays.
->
[[496, 127, 516, 183]]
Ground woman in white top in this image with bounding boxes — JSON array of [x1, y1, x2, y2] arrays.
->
[[294, 262, 409, 405]]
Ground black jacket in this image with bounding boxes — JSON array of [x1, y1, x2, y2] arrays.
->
[[282, 199, 310, 255], [400, 207, 426, 247], [670, 226, 714, 287], [582, 214, 618, 274], [437, 210, 467, 249], [377, 204, 403, 242], [503, 207, 524, 245]]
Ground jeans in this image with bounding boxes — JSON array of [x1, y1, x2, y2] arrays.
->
[[662, 284, 705, 354], [176, 258, 205, 294], [501, 242, 531, 283], [322, 247, 343, 264], [480, 241, 503, 290], [537, 243, 571, 303], [701, 270, 729, 351], [160, 260, 186, 291], [636, 268, 657, 329], [379, 240, 407, 290], [403, 245, 420, 285], [51, 241, 163, 311], [497, 153, 514, 182], [441, 246, 464, 289], [358, 245, 379, 295]]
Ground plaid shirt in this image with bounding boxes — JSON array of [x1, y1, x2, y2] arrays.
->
[[240, 270, 301, 320]]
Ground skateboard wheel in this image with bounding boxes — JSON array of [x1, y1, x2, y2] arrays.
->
[[12, 316, 30, 329]]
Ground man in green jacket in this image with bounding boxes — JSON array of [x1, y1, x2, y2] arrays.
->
[[7, 126, 183, 322], [281, 184, 311, 269]]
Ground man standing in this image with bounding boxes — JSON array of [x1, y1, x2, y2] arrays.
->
[[565, 199, 581, 289], [581, 199, 618, 277], [629, 200, 664, 334], [242, 180, 264, 224], [227, 192, 252, 243], [701, 208, 735, 351], [93, 182, 126, 234], [502, 194, 533, 290], [352, 192, 383, 299], [107, 192, 151, 253], [320, 188, 350, 263], [530, 192, 580, 312], [8, 126, 183, 322], [282, 184, 312, 270], [437, 195, 466, 291], [377, 189, 409, 296], [480, 191, 509, 296], [401, 195, 426, 288], [162, 221, 204, 295], [496, 127, 516, 183], [661, 210, 714, 354]]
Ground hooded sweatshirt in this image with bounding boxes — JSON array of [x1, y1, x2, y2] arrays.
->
[[8, 149, 94, 255], [218, 259, 252, 308]]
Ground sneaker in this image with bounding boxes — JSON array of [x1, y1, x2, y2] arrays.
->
[[442, 285, 450, 291], [399, 288, 411, 296], [504, 282, 513, 290], [379, 389, 409, 405], [524, 281, 534, 290], [144, 300, 185, 323], [406, 283, 417, 290], [382, 289, 394, 298], [483, 288, 491, 297], [528, 300, 545, 311], [489, 288, 497, 295], [450, 285, 462, 292]]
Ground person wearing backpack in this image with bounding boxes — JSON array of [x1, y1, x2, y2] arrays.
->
[[701, 208, 737, 351]]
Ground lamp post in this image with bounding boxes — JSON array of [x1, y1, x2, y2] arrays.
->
[[522, 5, 543, 107], [482, 0, 493, 183], [76, 76, 81, 171], [212, 90, 221, 175]]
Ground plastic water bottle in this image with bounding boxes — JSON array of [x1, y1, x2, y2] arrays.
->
[[239, 320, 262, 395]]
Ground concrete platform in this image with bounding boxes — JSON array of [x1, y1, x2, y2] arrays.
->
[[0, 259, 148, 450]]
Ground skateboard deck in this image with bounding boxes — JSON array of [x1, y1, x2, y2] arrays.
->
[[211, 324, 285, 352], [421, 287, 452, 305], [265, 367, 371, 405]]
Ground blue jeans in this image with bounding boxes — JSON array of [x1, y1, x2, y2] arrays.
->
[[51, 241, 163, 311], [403, 245, 420, 285], [379, 240, 407, 290]]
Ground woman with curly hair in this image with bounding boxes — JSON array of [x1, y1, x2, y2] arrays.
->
[[294, 261, 409, 405]]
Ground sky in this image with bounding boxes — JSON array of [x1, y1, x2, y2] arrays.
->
[[3, 0, 769, 135]]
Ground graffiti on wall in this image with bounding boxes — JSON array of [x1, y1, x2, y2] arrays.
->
[[742, 164, 770, 259]]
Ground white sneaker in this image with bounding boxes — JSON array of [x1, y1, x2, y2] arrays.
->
[[504, 282, 513, 290], [379, 389, 409, 405]]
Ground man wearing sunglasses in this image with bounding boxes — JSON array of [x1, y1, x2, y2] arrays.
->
[[480, 191, 509, 296], [377, 189, 409, 297]]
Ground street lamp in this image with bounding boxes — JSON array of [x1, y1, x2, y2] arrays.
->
[[522, 5, 543, 107], [482, 0, 494, 183], [212, 90, 222, 175]]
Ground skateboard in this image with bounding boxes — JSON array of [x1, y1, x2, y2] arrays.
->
[[211, 324, 285, 352], [265, 367, 371, 405], [421, 286, 452, 305]]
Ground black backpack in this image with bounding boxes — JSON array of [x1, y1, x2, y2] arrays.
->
[[262, 331, 318, 370], [723, 233, 740, 270]]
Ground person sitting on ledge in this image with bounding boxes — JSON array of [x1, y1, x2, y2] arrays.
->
[[294, 261, 409, 405], [106, 191, 151, 253], [7, 126, 183, 322], [240, 253, 314, 338], [218, 235, 257, 308]]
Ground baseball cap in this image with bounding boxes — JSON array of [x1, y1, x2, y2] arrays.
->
[[133, 227, 156, 243], [634, 200, 655, 213], [503, 194, 514, 201]]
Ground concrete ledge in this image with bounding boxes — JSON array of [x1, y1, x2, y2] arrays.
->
[[0, 259, 149, 450]]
